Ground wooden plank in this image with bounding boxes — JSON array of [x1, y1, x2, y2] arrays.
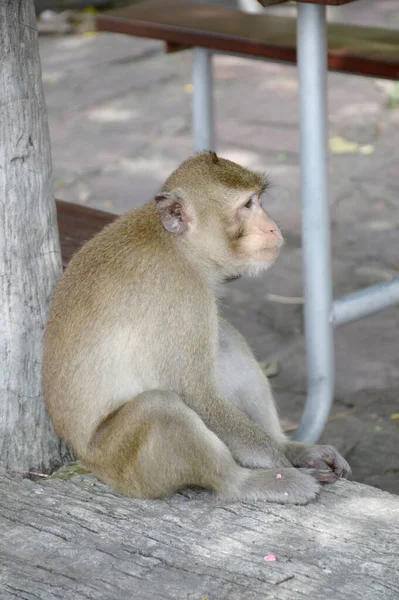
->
[[298, 0, 358, 4], [56, 200, 116, 268], [1, 473, 398, 599], [256, 0, 290, 6], [96, 1, 399, 80], [258, 0, 358, 5]]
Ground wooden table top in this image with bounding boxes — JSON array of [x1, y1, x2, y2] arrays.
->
[[258, 0, 359, 6], [97, 1, 399, 80]]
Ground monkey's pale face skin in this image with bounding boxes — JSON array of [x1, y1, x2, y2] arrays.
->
[[227, 191, 284, 276]]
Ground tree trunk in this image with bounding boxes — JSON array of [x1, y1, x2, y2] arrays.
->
[[0, 0, 71, 472]]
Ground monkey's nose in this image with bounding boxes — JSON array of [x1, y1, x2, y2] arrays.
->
[[270, 226, 284, 245]]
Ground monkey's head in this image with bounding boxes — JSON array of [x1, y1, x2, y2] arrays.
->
[[154, 152, 283, 279]]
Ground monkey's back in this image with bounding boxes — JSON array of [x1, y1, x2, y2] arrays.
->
[[43, 204, 213, 455]]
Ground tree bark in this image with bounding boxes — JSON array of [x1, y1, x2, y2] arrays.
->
[[0, 0, 71, 472], [1, 475, 399, 599]]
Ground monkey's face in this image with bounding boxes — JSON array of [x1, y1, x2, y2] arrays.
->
[[155, 152, 284, 279], [225, 191, 284, 277]]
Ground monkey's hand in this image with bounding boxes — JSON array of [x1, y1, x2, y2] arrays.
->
[[284, 442, 351, 480]]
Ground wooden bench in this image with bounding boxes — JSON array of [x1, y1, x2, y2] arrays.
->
[[93, 0, 399, 444], [56, 200, 115, 268], [96, 0, 399, 80]]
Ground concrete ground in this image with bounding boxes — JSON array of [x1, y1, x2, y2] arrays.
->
[[39, 0, 399, 494]]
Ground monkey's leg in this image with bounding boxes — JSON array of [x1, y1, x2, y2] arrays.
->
[[85, 390, 325, 504], [218, 319, 350, 479]]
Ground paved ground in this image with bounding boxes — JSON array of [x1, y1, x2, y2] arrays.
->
[[39, 0, 399, 494]]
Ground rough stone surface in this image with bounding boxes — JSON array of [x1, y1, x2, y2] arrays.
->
[[39, 0, 399, 494], [1, 473, 398, 600]]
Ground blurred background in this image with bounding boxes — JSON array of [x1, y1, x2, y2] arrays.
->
[[35, 0, 399, 493]]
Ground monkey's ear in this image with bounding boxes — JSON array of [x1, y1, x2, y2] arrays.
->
[[154, 192, 191, 234]]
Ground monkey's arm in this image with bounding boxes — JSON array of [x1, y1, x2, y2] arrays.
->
[[180, 319, 289, 469], [216, 319, 350, 478], [183, 385, 291, 469], [217, 318, 285, 439]]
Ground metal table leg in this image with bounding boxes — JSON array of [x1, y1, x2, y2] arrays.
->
[[294, 3, 334, 442], [193, 47, 215, 152], [190, 16, 399, 443], [332, 279, 399, 327]]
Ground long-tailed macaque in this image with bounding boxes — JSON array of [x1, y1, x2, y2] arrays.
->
[[44, 152, 350, 504]]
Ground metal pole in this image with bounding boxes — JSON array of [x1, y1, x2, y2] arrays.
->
[[332, 278, 399, 327], [193, 47, 215, 152], [294, 3, 333, 442]]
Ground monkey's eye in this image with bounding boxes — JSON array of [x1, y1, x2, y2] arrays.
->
[[243, 195, 257, 209]]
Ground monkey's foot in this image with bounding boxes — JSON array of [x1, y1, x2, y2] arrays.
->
[[222, 467, 323, 505], [284, 442, 351, 480]]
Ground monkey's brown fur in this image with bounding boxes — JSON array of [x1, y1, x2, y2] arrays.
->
[[44, 153, 350, 504]]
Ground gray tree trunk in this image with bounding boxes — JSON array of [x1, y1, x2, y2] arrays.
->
[[0, 0, 71, 472]]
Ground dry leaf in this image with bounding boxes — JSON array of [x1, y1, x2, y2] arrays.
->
[[329, 136, 374, 156], [266, 293, 304, 305], [280, 417, 298, 433], [260, 360, 280, 378]]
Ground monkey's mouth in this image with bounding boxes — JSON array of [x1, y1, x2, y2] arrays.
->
[[223, 274, 243, 282]]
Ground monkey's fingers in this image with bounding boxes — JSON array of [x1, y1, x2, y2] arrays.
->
[[300, 467, 338, 486], [290, 444, 351, 479], [318, 447, 351, 479]]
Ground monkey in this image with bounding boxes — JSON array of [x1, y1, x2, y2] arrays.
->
[[43, 152, 350, 504]]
